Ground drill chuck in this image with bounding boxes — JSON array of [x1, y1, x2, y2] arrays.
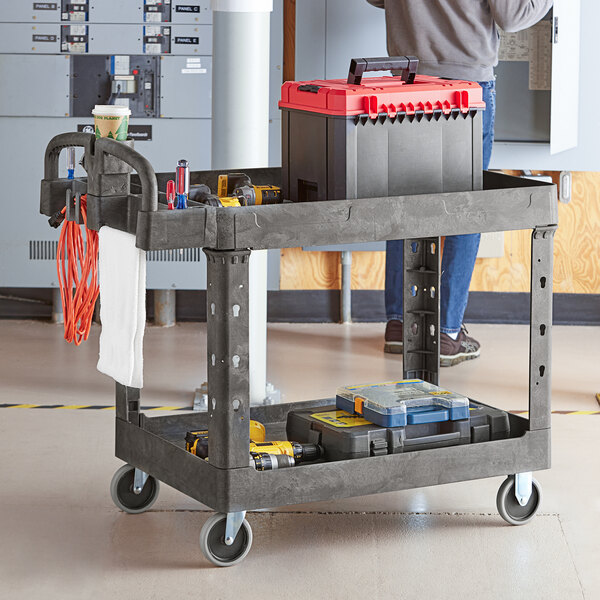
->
[[299, 443, 322, 462], [251, 453, 295, 471]]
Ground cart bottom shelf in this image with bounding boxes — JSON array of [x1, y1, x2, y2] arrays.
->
[[115, 398, 550, 513]]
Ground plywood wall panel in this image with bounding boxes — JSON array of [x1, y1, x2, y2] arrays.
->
[[280, 172, 600, 293], [553, 171, 600, 293]]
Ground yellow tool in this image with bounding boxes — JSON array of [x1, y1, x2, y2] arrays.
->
[[249, 440, 321, 463], [185, 420, 266, 459], [233, 184, 281, 206], [250, 420, 266, 442], [251, 452, 295, 471], [216, 173, 282, 207], [185, 421, 322, 467], [216, 173, 244, 207]]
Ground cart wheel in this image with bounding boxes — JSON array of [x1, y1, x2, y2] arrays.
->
[[496, 475, 542, 526], [110, 464, 160, 514], [199, 513, 253, 567]]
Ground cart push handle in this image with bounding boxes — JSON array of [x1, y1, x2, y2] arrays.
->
[[43, 132, 158, 213], [44, 131, 95, 180], [347, 56, 419, 86]]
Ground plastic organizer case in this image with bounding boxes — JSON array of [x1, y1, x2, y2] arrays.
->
[[336, 379, 470, 428]]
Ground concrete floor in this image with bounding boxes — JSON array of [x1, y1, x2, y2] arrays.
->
[[0, 320, 598, 599]]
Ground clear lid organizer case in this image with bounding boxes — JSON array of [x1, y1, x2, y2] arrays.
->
[[336, 379, 470, 427]]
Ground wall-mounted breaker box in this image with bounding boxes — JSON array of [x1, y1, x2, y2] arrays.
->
[[0, 1, 211, 24], [0, 1, 283, 291], [0, 23, 212, 55]]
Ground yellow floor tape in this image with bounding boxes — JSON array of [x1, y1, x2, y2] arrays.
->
[[0, 403, 598, 414]]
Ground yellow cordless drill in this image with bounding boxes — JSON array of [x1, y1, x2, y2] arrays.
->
[[191, 173, 282, 208], [185, 421, 322, 470], [249, 440, 322, 463], [186, 420, 266, 458]]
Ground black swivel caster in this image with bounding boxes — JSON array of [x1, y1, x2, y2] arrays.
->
[[199, 513, 253, 567], [110, 464, 160, 514], [496, 474, 542, 525]]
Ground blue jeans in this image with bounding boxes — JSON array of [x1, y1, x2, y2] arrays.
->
[[385, 80, 496, 334]]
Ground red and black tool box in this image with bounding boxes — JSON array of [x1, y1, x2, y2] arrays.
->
[[279, 56, 486, 202]]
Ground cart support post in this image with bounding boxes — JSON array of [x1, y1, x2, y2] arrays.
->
[[204, 248, 251, 469], [528, 226, 556, 431], [403, 237, 441, 385], [116, 383, 141, 425]]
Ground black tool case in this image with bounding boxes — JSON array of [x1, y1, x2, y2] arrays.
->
[[286, 401, 510, 461], [40, 130, 557, 564], [279, 57, 485, 202], [286, 405, 471, 460]]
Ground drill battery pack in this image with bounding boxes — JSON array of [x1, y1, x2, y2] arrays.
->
[[286, 401, 510, 461]]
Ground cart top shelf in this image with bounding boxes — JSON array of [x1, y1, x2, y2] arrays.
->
[[134, 169, 558, 251], [40, 134, 557, 252]]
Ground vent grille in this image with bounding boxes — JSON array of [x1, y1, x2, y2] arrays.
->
[[29, 242, 203, 263], [29, 240, 58, 260], [147, 248, 203, 262]]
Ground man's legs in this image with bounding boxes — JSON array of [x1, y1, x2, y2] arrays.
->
[[384, 80, 496, 360]]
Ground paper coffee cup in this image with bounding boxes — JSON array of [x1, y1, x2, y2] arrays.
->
[[91, 105, 131, 141]]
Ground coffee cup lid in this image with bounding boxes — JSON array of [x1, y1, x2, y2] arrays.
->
[[92, 105, 131, 117]]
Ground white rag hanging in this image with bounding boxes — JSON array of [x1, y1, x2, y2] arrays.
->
[[96, 226, 146, 388]]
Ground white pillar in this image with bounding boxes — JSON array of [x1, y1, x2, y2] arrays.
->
[[211, 0, 272, 404]]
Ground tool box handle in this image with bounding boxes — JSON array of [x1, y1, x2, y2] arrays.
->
[[406, 407, 450, 425], [44, 131, 95, 181], [347, 56, 418, 86], [404, 431, 460, 448]]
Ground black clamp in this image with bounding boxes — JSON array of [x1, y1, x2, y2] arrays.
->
[[65, 189, 82, 224], [370, 438, 389, 457]]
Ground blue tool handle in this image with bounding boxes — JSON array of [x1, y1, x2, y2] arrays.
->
[[407, 407, 449, 425], [176, 193, 188, 210]]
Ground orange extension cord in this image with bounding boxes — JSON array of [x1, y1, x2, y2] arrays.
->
[[56, 194, 100, 345]]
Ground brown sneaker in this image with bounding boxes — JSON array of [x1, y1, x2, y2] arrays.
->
[[440, 325, 480, 367], [384, 320, 403, 354]]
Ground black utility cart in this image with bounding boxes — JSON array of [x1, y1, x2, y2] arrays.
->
[[41, 132, 557, 567]]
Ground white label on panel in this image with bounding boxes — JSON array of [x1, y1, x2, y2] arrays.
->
[[113, 55, 130, 75], [529, 21, 552, 90], [498, 29, 529, 61], [181, 68, 206, 73]]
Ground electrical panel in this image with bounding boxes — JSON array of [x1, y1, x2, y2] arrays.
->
[[61, 1, 89, 22], [70, 55, 161, 118], [0, 1, 283, 291], [0, 23, 212, 55], [0, 1, 211, 24]]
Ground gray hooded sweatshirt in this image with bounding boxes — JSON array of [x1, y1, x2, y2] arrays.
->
[[367, 0, 553, 81]]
